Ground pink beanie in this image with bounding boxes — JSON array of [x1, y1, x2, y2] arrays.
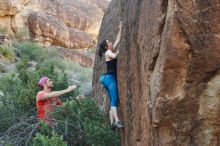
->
[[38, 76, 49, 88]]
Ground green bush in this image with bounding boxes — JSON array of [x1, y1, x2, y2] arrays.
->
[[0, 27, 7, 34], [20, 42, 58, 62], [0, 64, 6, 73], [20, 41, 41, 60], [63, 61, 92, 82], [0, 46, 14, 60], [0, 140, 12, 146], [53, 98, 120, 146], [63, 60, 93, 95], [31, 98, 121, 146], [32, 132, 67, 146]]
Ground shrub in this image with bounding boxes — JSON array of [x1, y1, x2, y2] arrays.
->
[[32, 132, 67, 146], [20, 42, 58, 62], [62, 60, 93, 95], [0, 46, 14, 60], [53, 98, 120, 146], [0, 64, 6, 73], [0, 27, 7, 34]]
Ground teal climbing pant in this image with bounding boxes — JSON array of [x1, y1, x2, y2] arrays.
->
[[100, 74, 119, 107]]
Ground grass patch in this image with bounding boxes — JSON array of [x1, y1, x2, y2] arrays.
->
[[62, 60, 93, 95], [63, 60, 92, 82], [0, 27, 7, 34], [20, 42, 58, 62], [0, 64, 6, 73], [0, 46, 14, 60]]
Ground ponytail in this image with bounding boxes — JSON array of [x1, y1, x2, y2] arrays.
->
[[98, 40, 107, 58]]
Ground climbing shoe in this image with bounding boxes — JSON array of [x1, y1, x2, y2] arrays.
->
[[115, 121, 124, 129], [111, 123, 117, 131]]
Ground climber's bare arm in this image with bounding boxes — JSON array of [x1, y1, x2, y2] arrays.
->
[[113, 21, 123, 50]]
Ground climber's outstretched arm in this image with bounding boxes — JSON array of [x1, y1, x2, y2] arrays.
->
[[113, 21, 123, 50]]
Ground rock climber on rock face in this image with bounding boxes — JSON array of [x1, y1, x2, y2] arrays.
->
[[98, 21, 124, 130], [36, 76, 78, 126]]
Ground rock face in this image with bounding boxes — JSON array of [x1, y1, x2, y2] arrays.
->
[[28, 12, 93, 48], [58, 47, 94, 67], [0, 0, 22, 16], [32, 0, 104, 37], [93, 0, 220, 146], [0, 0, 109, 49]]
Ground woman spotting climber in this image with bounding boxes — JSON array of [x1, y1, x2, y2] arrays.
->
[[99, 21, 123, 130]]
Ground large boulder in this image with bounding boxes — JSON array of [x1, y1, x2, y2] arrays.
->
[[28, 12, 93, 48], [0, 0, 22, 16], [0, 0, 109, 49], [93, 0, 220, 145], [33, 0, 105, 36]]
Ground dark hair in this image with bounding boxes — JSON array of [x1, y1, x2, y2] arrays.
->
[[98, 40, 108, 58]]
